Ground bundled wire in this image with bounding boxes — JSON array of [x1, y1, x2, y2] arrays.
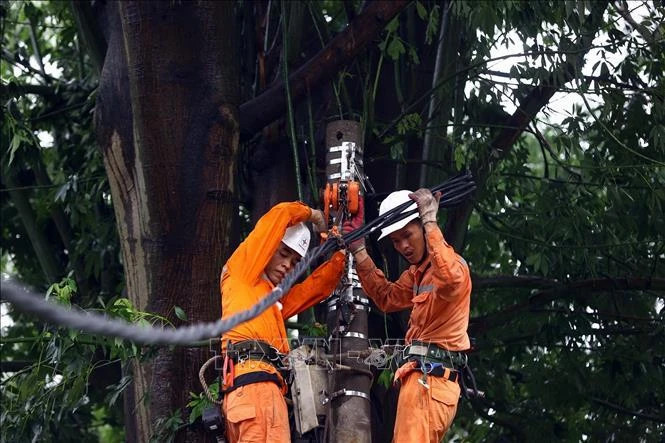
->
[[327, 170, 476, 253], [0, 172, 475, 346]]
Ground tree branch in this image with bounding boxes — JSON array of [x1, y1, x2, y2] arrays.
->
[[472, 274, 561, 290], [69, 0, 108, 73], [2, 173, 63, 283], [471, 277, 665, 334], [239, 0, 410, 140], [591, 397, 665, 424], [0, 82, 57, 98], [1, 49, 57, 83], [482, 69, 659, 96], [444, 1, 610, 250], [615, 1, 659, 52]]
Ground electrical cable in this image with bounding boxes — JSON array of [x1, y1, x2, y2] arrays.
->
[[1, 173, 475, 346]]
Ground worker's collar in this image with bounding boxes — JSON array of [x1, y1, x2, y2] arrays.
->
[[261, 273, 283, 311], [261, 272, 275, 288], [410, 253, 432, 278]]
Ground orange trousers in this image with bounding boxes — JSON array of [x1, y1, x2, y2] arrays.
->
[[223, 381, 290, 442], [393, 369, 460, 442]]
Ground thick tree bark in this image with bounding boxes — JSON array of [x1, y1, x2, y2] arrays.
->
[[95, 2, 239, 441]]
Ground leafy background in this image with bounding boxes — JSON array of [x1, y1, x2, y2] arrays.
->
[[1, 1, 663, 442]]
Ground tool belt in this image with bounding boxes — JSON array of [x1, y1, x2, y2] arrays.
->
[[411, 359, 459, 382], [400, 341, 485, 398], [404, 340, 468, 368], [222, 340, 287, 394], [226, 340, 284, 366]]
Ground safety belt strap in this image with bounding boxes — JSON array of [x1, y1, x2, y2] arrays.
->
[[222, 371, 283, 394], [226, 340, 283, 364], [406, 341, 468, 368]]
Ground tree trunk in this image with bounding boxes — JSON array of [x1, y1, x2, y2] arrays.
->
[[94, 2, 239, 441], [3, 171, 63, 284]]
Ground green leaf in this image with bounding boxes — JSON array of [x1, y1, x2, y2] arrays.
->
[[9, 133, 23, 165], [174, 306, 187, 321], [386, 37, 405, 61], [376, 369, 394, 388], [389, 142, 404, 161], [415, 1, 427, 20], [425, 5, 440, 45], [385, 17, 399, 33], [454, 148, 466, 170], [409, 47, 421, 65]]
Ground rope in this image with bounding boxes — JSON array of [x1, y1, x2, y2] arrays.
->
[[1, 173, 475, 347], [199, 355, 224, 405]]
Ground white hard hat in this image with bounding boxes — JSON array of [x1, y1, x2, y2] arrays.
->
[[281, 223, 311, 258], [378, 190, 418, 240]]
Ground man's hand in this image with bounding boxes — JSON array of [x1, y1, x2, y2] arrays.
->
[[342, 198, 365, 253], [309, 209, 327, 233], [409, 189, 441, 224]]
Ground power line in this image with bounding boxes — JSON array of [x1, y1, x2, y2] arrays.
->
[[1, 174, 475, 346]]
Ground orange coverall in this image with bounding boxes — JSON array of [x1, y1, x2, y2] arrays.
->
[[355, 223, 471, 442], [220, 202, 345, 442]]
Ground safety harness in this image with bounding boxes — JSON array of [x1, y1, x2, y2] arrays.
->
[[398, 340, 483, 398], [221, 339, 288, 393], [404, 340, 468, 367]]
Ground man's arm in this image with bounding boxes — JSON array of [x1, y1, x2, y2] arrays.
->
[[408, 184, 472, 301], [225, 202, 311, 284], [423, 223, 471, 300], [352, 249, 414, 312], [342, 198, 413, 312], [280, 251, 346, 319]]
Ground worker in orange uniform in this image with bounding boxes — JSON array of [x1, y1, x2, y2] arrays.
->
[[220, 202, 345, 442], [344, 189, 471, 442]]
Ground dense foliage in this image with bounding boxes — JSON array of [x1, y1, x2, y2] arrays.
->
[[2, 1, 663, 441]]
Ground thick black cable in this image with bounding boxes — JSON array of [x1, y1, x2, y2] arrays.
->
[[345, 175, 473, 241], [342, 174, 476, 245]]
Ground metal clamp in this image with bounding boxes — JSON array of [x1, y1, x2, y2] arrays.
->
[[322, 388, 370, 405], [327, 295, 370, 307], [341, 331, 367, 339], [328, 303, 370, 313]]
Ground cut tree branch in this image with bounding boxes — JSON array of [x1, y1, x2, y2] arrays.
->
[[238, 0, 410, 140]]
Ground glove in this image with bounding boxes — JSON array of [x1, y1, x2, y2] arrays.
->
[[409, 189, 441, 224], [342, 197, 365, 252], [309, 209, 327, 233]]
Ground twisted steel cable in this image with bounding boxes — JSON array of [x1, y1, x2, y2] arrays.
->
[[1, 173, 475, 346]]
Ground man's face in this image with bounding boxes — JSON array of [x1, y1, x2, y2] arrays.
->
[[265, 242, 302, 285], [388, 220, 426, 265]]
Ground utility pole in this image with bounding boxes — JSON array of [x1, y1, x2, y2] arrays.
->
[[323, 121, 372, 443]]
